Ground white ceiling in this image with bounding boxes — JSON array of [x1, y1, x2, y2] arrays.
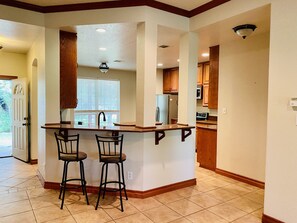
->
[[0, 1, 270, 71]]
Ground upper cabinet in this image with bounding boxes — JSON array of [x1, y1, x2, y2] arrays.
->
[[60, 31, 77, 109], [197, 62, 210, 106], [208, 45, 219, 109], [163, 67, 179, 93]]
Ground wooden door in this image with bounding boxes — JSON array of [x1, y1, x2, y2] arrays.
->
[[203, 84, 209, 106], [203, 62, 210, 84], [197, 64, 203, 85], [170, 68, 179, 92], [12, 78, 28, 162], [163, 70, 171, 93]]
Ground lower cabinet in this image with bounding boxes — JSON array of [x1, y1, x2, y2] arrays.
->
[[196, 125, 217, 170]]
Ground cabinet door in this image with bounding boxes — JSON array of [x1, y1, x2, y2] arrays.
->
[[197, 64, 203, 85], [170, 68, 179, 92], [196, 127, 217, 170], [203, 62, 210, 84], [60, 31, 77, 109], [163, 70, 171, 93], [202, 84, 209, 106], [208, 45, 219, 109]]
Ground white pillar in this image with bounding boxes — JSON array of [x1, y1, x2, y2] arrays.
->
[[136, 22, 157, 128], [178, 32, 198, 126]]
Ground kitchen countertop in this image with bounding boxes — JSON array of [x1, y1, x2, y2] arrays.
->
[[196, 120, 217, 125], [196, 120, 217, 130]]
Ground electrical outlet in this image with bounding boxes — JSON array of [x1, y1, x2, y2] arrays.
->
[[128, 171, 133, 180]]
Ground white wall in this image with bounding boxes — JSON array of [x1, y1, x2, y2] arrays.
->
[[0, 51, 27, 77], [217, 32, 269, 182], [264, 1, 297, 222], [78, 66, 136, 122]]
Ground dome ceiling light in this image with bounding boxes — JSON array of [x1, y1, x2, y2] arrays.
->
[[233, 24, 257, 39]]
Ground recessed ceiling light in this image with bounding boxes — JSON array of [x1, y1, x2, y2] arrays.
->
[[177, 59, 180, 62], [99, 47, 107, 51], [159, 45, 169, 48], [157, 63, 163, 67], [202, 53, 209, 57], [96, 28, 106, 33]]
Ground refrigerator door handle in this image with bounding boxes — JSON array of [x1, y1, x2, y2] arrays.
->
[[156, 107, 160, 122]]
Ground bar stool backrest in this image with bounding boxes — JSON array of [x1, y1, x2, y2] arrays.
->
[[55, 132, 80, 160], [95, 135, 124, 162]]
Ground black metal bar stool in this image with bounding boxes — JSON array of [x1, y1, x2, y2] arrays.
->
[[54, 132, 89, 209], [95, 134, 128, 212]]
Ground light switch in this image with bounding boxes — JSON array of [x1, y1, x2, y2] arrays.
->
[[222, 107, 227, 114]]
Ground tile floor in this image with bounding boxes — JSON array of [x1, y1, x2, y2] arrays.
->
[[0, 157, 264, 223]]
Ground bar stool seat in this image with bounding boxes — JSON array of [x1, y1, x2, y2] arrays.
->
[[55, 132, 89, 209], [95, 134, 128, 212]]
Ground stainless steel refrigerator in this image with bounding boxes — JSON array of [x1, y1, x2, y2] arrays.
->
[[156, 94, 178, 124]]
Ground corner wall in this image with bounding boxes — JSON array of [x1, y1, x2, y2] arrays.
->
[[0, 51, 27, 77], [217, 32, 269, 182]]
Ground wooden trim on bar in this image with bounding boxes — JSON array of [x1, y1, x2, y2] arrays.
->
[[0, 75, 18, 80], [262, 214, 284, 223], [43, 178, 196, 198], [0, 0, 230, 17], [215, 168, 265, 189], [30, 159, 38, 165]]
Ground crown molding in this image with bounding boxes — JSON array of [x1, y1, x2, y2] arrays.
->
[[0, 0, 230, 17]]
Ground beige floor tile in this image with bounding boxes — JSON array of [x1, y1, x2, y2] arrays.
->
[[154, 191, 184, 204], [43, 215, 76, 223], [33, 205, 71, 222], [128, 197, 163, 211], [0, 200, 32, 217], [227, 197, 263, 213], [208, 203, 247, 222], [244, 190, 265, 204], [222, 183, 254, 196], [143, 205, 181, 223], [205, 188, 238, 202], [29, 194, 60, 210], [72, 209, 112, 223], [232, 214, 262, 223], [174, 187, 201, 198], [235, 182, 259, 191], [186, 210, 228, 223], [188, 193, 222, 208], [114, 212, 153, 223], [0, 210, 36, 223], [27, 187, 58, 198], [204, 178, 231, 187], [251, 208, 263, 219], [169, 218, 191, 223], [193, 181, 218, 192], [166, 199, 203, 216], [0, 178, 28, 187], [103, 202, 139, 220], [0, 190, 28, 205], [66, 200, 95, 214]]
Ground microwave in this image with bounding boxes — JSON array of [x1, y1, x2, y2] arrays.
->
[[196, 85, 202, 99]]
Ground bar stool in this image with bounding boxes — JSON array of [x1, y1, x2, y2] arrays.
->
[[95, 134, 128, 212], [54, 132, 89, 209]]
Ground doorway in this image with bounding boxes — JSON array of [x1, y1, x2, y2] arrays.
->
[[0, 80, 12, 157]]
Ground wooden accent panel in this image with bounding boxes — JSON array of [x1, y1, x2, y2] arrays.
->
[[215, 168, 265, 189], [43, 178, 196, 198], [30, 159, 38, 164], [1, 0, 229, 17], [60, 31, 77, 109], [196, 126, 217, 170], [197, 63, 203, 85], [0, 75, 18, 80], [208, 45, 219, 109], [262, 214, 285, 223]]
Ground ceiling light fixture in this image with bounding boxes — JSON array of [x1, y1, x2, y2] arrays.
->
[[99, 47, 107, 51], [99, 62, 109, 73], [96, 28, 106, 33], [233, 24, 257, 39], [202, 53, 209, 57], [157, 63, 163, 67]]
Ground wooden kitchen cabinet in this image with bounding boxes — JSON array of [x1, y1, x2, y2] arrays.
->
[[163, 67, 179, 93], [202, 84, 209, 106], [202, 62, 210, 84], [197, 63, 203, 85], [208, 45, 219, 109], [198, 62, 210, 106], [60, 31, 77, 109], [196, 125, 217, 171]]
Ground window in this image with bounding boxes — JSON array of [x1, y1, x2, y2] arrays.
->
[[75, 79, 120, 126]]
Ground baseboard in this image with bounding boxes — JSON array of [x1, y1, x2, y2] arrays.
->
[[43, 178, 196, 198], [215, 168, 265, 189], [30, 159, 38, 165], [262, 214, 284, 223]]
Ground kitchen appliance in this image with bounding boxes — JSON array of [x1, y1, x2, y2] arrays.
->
[[197, 85, 202, 99], [196, 112, 208, 120], [156, 94, 178, 124]]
